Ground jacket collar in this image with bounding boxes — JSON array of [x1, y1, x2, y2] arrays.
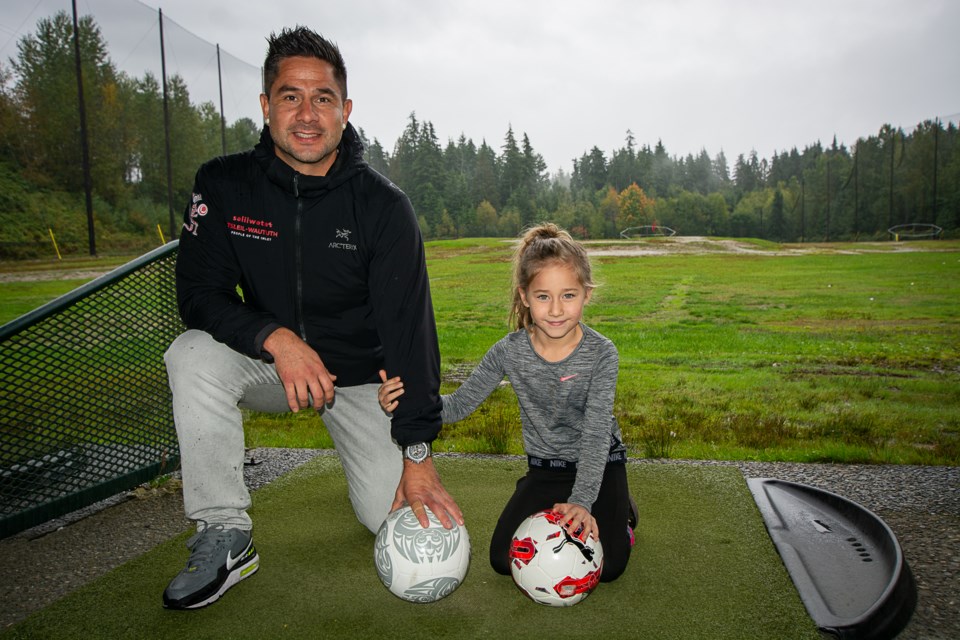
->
[[254, 123, 366, 196]]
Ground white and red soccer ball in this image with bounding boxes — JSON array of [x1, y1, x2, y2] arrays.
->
[[509, 509, 604, 606], [374, 505, 471, 603]]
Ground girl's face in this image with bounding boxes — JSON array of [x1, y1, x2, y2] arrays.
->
[[519, 262, 591, 347]]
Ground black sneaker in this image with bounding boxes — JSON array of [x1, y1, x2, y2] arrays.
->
[[162, 525, 259, 609]]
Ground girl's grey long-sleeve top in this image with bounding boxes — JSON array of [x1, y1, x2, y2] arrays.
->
[[440, 323, 626, 510]]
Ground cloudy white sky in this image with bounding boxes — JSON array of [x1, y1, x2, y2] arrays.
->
[[2, 0, 958, 173]]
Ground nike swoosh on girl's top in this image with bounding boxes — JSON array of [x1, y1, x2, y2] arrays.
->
[[560, 374, 578, 382]]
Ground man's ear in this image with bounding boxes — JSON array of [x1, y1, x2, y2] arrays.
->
[[259, 93, 270, 124]]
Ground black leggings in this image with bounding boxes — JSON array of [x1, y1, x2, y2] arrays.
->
[[489, 463, 632, 582]]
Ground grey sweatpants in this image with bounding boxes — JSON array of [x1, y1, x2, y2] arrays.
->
[[164, 330, 401, 533]]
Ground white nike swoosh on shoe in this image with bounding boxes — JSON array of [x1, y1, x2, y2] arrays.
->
[[226, 546, 248, 571]]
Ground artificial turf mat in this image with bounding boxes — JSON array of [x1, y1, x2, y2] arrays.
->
[[2, 457, 819, 640]]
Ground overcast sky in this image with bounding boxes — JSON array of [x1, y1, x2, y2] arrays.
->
[[2, 0, 959, 174]]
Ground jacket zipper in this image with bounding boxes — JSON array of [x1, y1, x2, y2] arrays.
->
[[293, 174, 307, 341]]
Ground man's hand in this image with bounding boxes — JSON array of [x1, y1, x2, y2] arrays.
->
[[391, 458, 464, 529], [263, 327, 337, 412]]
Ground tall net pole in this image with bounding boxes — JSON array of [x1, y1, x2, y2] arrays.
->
[[217, 44, 227, 156], [72, 0, 96, 256], [159, 9, 176, 241]]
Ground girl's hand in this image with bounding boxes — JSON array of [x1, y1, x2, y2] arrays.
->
[[552, 502, 599, 542], [378, 369, 405, 414]]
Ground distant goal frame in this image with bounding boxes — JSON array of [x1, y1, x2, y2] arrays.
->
[[887, 223, 943, 241], [620, 225, 677, 239]]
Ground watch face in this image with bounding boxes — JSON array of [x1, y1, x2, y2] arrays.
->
[[406, 442, 429, 462]]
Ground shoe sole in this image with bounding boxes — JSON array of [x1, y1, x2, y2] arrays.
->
[[187, 552, 260, 609], [164, 547, 260, 610]]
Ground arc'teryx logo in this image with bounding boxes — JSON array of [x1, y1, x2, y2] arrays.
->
[[329, 228, 357, 251]]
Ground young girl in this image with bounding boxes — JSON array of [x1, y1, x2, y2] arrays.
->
[[379, 223, 634, 582]]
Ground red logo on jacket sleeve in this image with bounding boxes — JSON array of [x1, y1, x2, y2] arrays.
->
[[183, 192, 209, 236]]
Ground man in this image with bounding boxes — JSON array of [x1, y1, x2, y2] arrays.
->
[[162, 26, 462, 610]]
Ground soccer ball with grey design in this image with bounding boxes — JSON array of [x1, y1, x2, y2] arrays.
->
[[374, 504, 471, 602]]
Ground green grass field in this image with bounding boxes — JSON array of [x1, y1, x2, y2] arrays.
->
[[247, 238, 960, 465], [3, 237, 958, 465], [0, 254, 131, 322], [0, 278, 97, 321]]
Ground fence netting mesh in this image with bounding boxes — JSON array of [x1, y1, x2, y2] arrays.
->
[[0, 244, 183, 537]]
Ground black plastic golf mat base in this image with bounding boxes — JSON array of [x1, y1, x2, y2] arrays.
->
[[748, 478, 916, 640]]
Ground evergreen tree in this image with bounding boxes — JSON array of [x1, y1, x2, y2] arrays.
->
[[521, 133, 547, 194], [770, 189, 786, 241], [226, 117, 260, 154], [635, 144, 654, 193], [512, 132, 546, 227], [13, 11, 130, 204], [650, 140, 672, 197], [473, 140, 500, 209], [499, 126, 525, 213], [389, 112, 420, 190], [411, 120, 445, 227], [572, 146, 608, 195], [936, 122, 960, 231], [165, 75, 217, 207], [608, 130, 638, 191], [733, 150, 763, 194], [0, 64, 22, 166], [357, 126, 390, 176], [442, 137, 472, 235], [712, 151, 731, 191], [688, 149, 713, 194]]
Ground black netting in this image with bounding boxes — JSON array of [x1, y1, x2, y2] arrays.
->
[[0, 244, 184, 538]]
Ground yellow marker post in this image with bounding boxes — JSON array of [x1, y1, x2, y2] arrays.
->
[[48, 228, 62, 260], [157, 224, 166, 245]]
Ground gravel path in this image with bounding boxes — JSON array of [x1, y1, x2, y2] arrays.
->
[[1, 450, 956, 638]]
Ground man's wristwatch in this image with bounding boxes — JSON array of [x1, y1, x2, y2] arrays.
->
[[403, 442, 432, 464]]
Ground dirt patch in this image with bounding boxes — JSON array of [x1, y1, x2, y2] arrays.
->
[[0, 269, 112, 283], [585, 236, 958, 258]]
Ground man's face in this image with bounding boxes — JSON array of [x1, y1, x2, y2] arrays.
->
[[259, 56, 352, 177]]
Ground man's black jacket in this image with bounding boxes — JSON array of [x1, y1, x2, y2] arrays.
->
[[175, 123, 441, 445]]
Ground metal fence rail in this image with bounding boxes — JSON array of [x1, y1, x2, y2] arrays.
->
[[0, 242, 183, 538]]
